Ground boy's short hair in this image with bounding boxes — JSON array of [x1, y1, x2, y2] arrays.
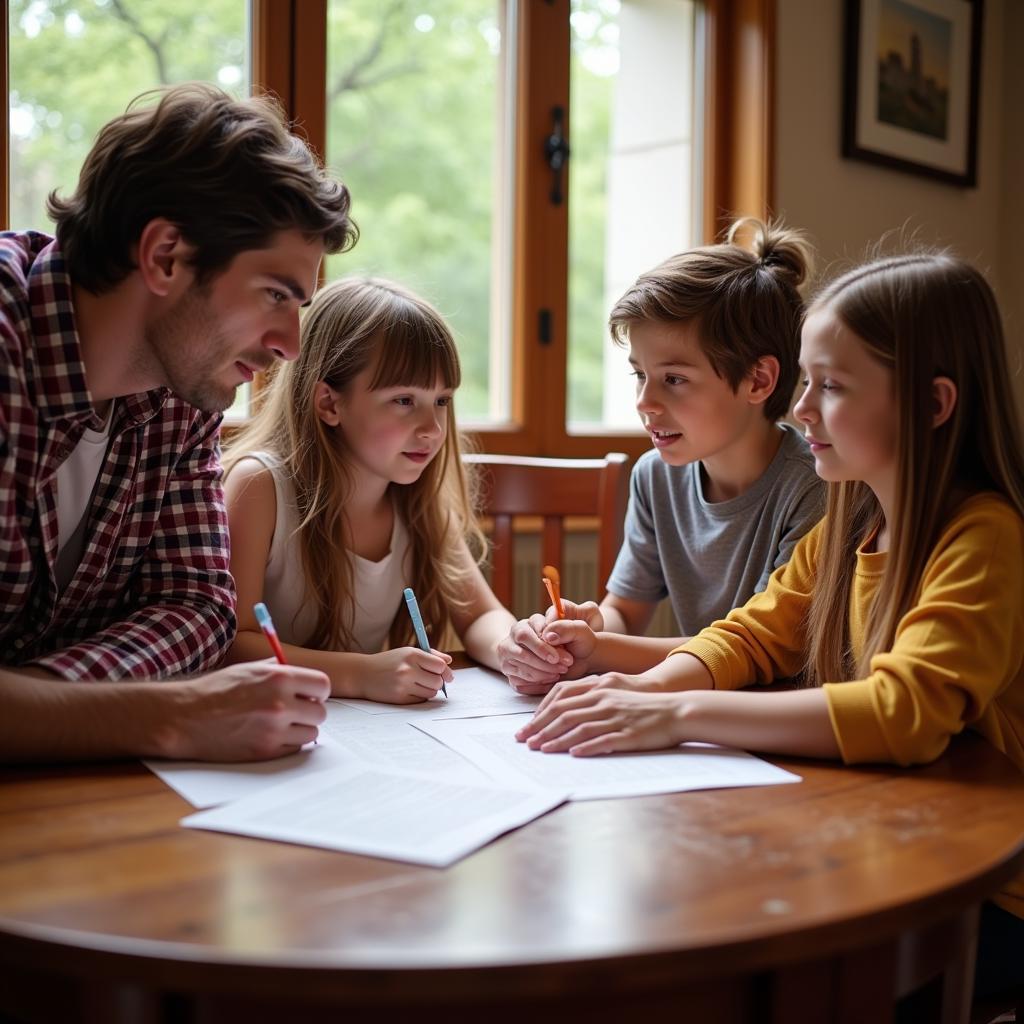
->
[[608, 218, 813, 421], [47, 82, 357, 294]]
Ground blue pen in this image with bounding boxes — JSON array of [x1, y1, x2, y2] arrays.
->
[[403, 586, 447, 698]]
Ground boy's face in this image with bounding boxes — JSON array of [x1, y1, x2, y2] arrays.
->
[[147, 229, 323, 412], [628, 320, 765, 467]]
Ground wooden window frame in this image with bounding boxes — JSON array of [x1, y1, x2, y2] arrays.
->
[[702, 0, 776, 239], [3, 0, 773, 461]]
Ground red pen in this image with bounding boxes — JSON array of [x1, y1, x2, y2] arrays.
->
[[254, 602, 288, 664], [254, 603, 320, 747]]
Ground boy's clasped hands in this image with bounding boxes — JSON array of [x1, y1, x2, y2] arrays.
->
[[499, 601, 686, 756], [497, 598, 604, 693]]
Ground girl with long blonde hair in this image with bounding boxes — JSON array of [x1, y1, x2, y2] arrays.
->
[[517, 250, 1024, 992], [223, 277, 515, 703]]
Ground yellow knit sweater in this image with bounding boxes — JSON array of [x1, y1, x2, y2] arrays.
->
[[676, 492, 1024, 917]]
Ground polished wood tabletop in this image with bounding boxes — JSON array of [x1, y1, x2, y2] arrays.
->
[[1, 731, 1023, 1023]]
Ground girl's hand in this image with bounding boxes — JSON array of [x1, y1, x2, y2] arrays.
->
[[516, 670, 668, 740], [515, 680, 685, 756], [360, 647, 454, 704], [498, 613, 574, 694], [524, 670, 658, 724]]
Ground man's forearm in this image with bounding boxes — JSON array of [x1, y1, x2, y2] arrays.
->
[[0, 668, 177, 762]]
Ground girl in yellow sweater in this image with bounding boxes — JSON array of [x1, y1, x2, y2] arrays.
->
[[516, 251, 1024, 996]]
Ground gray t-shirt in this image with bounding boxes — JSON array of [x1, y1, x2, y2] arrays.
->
[[606, 423, 824, 634]]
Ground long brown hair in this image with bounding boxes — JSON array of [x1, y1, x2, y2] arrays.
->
[[608, 218, 814, 420], [804, 252, 1024, 684], [223, 277, 484, 651]]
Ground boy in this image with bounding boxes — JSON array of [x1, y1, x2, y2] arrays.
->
[[498, 220, 824, 691]]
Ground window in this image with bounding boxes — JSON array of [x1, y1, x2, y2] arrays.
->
[[2, 0, 773, 456], [567, 0, 701, 431], [7, 0, 249, 229], [323, 0, 511, 423]]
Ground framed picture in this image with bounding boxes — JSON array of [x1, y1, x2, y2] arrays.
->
[[842, 0, 984, 186]]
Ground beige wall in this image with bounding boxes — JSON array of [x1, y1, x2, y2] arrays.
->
[[998, 0, 1024, 390], [774, 0, 1024, 413]]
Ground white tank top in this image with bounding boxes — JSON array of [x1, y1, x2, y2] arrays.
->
[[242, 452, 411, 653]]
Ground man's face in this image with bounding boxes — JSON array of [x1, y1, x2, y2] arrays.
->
[[146, 229, 323, 412]]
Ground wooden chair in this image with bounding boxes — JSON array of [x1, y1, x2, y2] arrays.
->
[[464, 452, 630, 611]]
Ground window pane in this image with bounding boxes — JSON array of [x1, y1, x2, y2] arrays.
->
[[9, 0, 249, 229], [8, 0, 251, 419], [324, 0, 511, 424], [567, 0, 700, 431]]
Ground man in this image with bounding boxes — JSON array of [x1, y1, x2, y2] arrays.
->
[[1, 83, 356, 762]]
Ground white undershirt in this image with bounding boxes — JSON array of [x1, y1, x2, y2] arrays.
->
[[54, 403, 114, 591]]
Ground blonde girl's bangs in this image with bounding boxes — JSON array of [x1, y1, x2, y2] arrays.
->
[[366, 313, 462, 393]]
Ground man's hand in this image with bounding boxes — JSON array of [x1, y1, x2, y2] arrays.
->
[[158, 661, 332, 762]]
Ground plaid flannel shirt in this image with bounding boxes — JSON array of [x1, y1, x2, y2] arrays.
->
[[0, 231, 236, 680]]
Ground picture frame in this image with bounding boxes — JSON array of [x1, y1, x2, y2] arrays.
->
[[842, 0, 984, 187]]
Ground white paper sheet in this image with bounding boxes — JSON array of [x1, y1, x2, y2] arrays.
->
[[146, 702, 489, 809], [181, 764, 567, 867], [335, 666, 540, 721], [414, 714, 801, 800], [319, 714, 490, 784]]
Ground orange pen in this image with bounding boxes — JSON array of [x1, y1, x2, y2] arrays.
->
[[542, 564, 565, 618]]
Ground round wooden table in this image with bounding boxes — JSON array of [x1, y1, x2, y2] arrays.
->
[[1, 733, 1022, 1024]]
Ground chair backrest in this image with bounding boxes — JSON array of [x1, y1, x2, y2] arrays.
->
[[464, 452, 630, 611]]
